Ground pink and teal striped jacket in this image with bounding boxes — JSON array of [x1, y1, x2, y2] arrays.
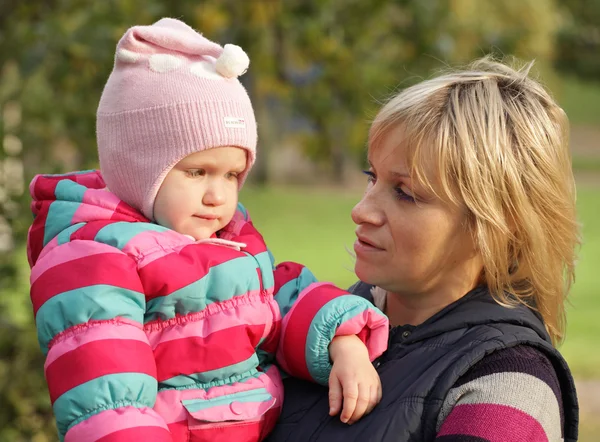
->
[[27, 170, 389, 442]]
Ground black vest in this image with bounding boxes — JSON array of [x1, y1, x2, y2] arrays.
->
[[266, 284, 578, 442]]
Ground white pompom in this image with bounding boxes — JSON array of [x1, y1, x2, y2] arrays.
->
[[215, 44, 250, 78]]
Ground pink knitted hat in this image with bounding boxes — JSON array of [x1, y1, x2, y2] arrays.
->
[[97, 18, 257, 220]]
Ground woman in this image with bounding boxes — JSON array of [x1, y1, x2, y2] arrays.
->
[[266, 58, 579, 442]]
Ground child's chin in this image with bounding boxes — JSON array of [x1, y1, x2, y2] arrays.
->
[[185, 228, 214, 241]]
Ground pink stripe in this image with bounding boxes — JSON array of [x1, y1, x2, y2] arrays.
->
[[123, 230, 192, 268], [278, 282, 330, 346], [334, 309, 389, 361], [218, 210, 248, 239], [70, 187, 122, 224], [438, 403, 549, 442], [65, 406, 168, 442], [45, 319, 147, 369], [71, 202, 112, 225], [82, 187, 121, 210], [146, 298, 275, 349], [154, 365, 283, 424], [186, 396, 276, 423], [34, 236, 59, 264], [30, 240, 121, 284]]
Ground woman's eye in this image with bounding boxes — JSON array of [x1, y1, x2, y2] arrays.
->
[[395, 187, 417, 203], [362, 170, 376, 183], [186, 169, 205, 177]]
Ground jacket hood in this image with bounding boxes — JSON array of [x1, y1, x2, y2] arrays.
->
[[27, 170, 146, 267]]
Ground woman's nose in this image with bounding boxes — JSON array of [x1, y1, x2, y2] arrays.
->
[[351, 190, 385, 226]]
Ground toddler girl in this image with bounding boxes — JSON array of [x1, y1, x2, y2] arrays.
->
[[27, 18, 388, 442]]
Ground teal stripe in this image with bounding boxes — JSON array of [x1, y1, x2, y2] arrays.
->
[[236, 202, 248, 219], [274, 267, 318, 317], [267, 248, 276, 269], [53, 372, 156, 439], [45, 169, 96, 178], [146, 254, 268, 321], [159, 354, 260, 389], [43, 180, 89, 246], [182, 388, 271, 413], [44, 201, 81, 246], [36, 285, 144, 353], [94, 221, 170, 250], [254, 251, 274, 290], [305, 296, 380, 385], [57, 222, 85, 245], [54, 179, 87, 202]]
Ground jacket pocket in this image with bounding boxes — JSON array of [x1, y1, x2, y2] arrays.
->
[[182, 387, 277, 423]]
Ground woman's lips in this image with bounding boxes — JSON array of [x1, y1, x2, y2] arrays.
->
[[354, 234, 385, 253]]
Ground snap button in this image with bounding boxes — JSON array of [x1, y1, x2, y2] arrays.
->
[[402, 330, 411, 338], [230, 401, 244, 416]]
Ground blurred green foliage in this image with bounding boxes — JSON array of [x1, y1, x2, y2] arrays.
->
[[555, 0, 600, 81], [1, 0, 599, 439]]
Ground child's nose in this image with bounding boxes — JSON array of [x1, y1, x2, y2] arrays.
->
[[203, 183, 226, 206]]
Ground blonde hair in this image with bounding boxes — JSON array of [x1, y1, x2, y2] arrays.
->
[[370, 57, 580, 346]]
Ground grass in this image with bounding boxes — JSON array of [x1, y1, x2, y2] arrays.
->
[[7, 182, 598, 378], [559, 76, 600, 126], [4, 181, 598, 440], [240, 183, 600, 378], [560, 185, 600, 378], [239, 185, 361, 289], [572, 156, 600, 172]]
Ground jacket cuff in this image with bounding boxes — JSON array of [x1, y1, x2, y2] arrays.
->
[[277, 284, 388, 385]]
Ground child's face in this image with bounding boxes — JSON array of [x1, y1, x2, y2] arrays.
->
[[154, 146, 247, 240]]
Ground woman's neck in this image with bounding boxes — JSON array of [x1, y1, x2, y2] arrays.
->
[[385, 279, 481, 327]]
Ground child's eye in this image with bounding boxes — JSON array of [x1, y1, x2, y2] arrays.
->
[[186, 169, 205, 177], [226, 171, 240, 180]]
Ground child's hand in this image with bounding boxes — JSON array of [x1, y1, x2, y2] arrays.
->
[[328, 335, 382, 425]]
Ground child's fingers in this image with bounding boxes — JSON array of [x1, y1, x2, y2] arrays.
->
[[328, 376, 343, 416], [347, 383, 370, 425], [339, 382, 358, 423], [364, 384, 379, 416]]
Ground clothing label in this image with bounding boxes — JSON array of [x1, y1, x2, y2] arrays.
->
[[224, 117, 246, 128]]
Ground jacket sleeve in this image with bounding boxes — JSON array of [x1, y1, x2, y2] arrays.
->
[[30, 240, 172, 442], [272, 261, 389, 385], [220, 202, 389, 385]]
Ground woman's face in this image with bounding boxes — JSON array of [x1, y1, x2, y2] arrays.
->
[[351, 125, 483, 297]]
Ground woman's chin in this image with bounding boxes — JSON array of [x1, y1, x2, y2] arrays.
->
[[354, 262, 381, 286]]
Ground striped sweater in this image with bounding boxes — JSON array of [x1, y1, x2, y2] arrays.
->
[[436, 345, 564, 441], [27, 170, 389, 442]]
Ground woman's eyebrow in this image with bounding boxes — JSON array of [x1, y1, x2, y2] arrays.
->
[[390, 171, 410, 179]]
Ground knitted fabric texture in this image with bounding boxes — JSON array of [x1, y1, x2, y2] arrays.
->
[[436, 345, 564, 441], [97, 18, 257, 219]]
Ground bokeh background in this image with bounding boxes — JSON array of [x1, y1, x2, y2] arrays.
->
[[1, 1, 599, 440]]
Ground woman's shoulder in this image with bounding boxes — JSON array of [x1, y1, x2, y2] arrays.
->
[[436, 344, 564, 441]]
